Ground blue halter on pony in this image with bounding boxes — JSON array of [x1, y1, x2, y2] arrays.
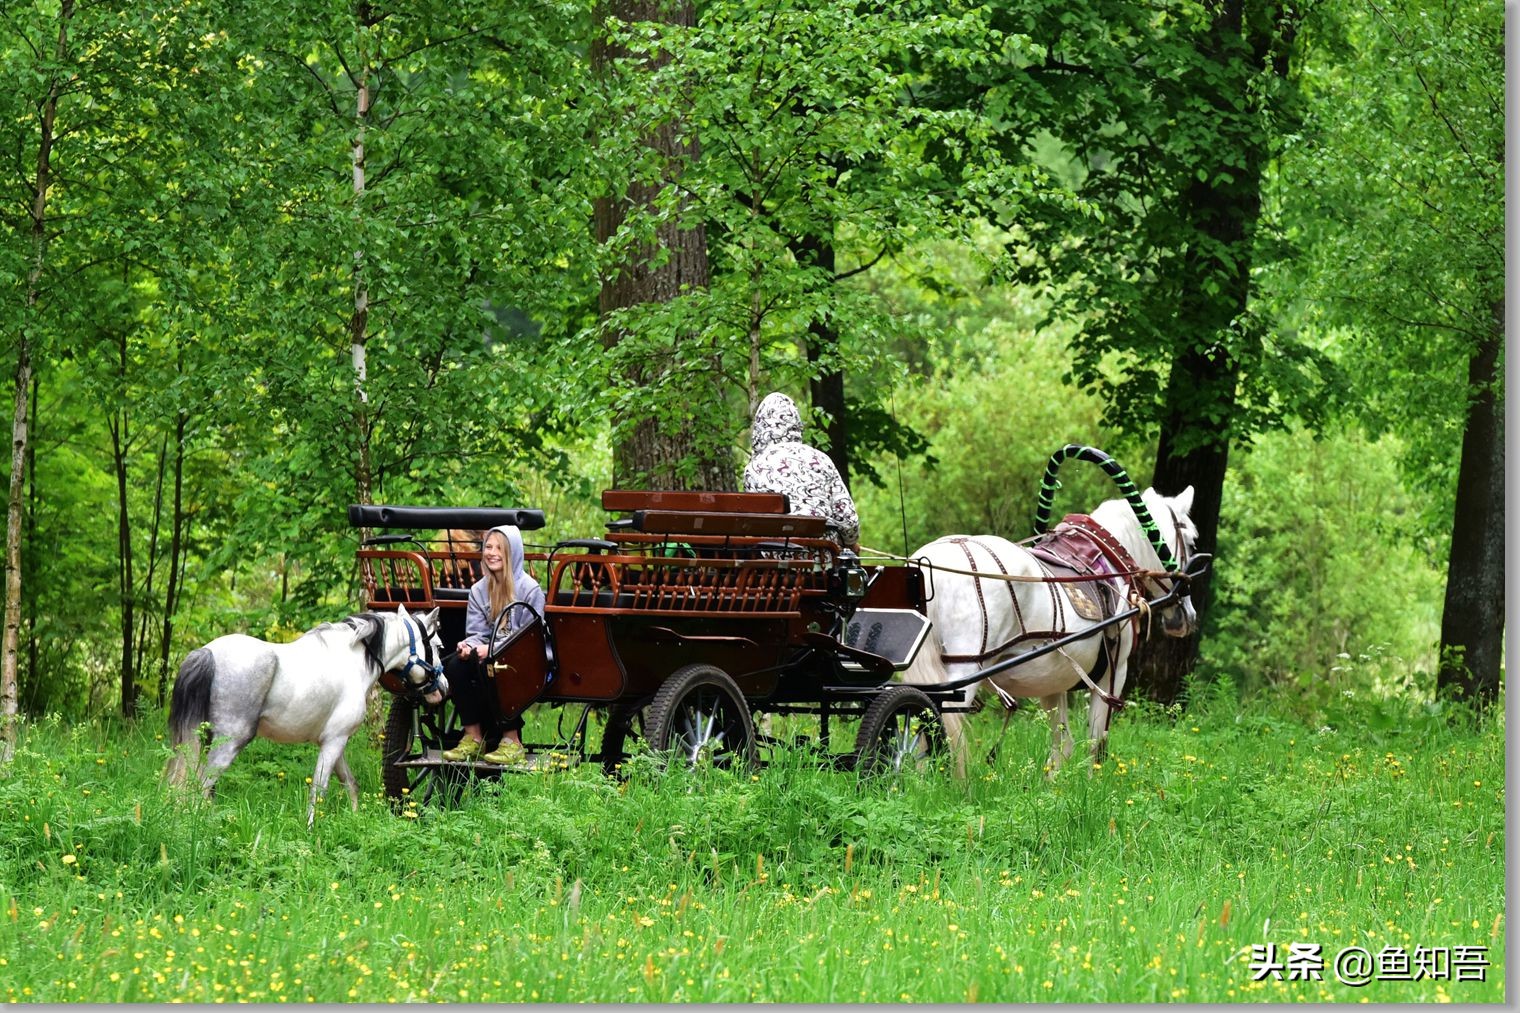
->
[[397, 613, 446, 702]]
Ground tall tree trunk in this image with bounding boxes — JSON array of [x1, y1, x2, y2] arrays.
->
[[795, 231, 849, 481], [23, 374, 37, 714], [349, 31, 373, 509], [1132, 0, 1291, 704], [111, 409, 136, 719], [746, 263, 764, 415], [1142, 361, 1234, 703], [134, 434, 167, 695], [592, 0, 730, 491], [1436, 306, 1504, 706], [3, 0, 72, 761], [157, 410, 186, 708]]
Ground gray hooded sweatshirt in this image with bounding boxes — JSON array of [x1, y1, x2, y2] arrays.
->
[[461, 524, 546, 652]]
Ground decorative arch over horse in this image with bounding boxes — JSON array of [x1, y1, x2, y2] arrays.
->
[[899, 446, 1205, 776]]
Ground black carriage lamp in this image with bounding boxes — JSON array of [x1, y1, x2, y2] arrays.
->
[[830, 549, 869, 606]]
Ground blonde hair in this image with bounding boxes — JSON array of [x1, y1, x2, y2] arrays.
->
[[483, 529, 518, 634]]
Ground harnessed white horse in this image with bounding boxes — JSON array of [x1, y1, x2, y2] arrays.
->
[[900, 486, 1198, 776], [165, 604, 446, 826]]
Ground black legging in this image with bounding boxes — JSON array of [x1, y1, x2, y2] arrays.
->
[[445, 653, 524, 735]]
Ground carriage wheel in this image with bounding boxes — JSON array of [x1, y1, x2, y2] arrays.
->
[[853, 686, 947, 776], [598, 702, 648, 777], [644, 664, 757, 772], [381, 696, 469, 808]]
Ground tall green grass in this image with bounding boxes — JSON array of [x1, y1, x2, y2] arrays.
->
[[0, 687, 1503, 1003]]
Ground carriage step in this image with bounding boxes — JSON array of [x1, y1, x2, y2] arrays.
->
[[396, 749, 578, 773]]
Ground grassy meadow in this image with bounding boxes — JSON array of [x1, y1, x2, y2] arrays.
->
[[0, 685, 1504, 1003]]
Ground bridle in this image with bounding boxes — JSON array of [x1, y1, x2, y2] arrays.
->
[[397, 615, 445, 701], [1136, 505, 1196, 622], [1161, 506, 1193, 589]]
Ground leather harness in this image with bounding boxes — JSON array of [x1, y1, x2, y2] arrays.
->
[[941, 516, 1144, 660], [938, 514, 1155, 713]]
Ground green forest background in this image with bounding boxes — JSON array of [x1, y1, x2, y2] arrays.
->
[[0, 0, 1503, 732]]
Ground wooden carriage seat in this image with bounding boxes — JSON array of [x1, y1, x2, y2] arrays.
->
[[601, 490, 789, 514]]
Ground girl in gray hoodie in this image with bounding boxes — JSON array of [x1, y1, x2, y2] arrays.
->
[[440, 525, 546, 764]]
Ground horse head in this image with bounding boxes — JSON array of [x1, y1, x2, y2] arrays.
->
[[1141, 486, 1199, 639], [392, 604, 448, 705]]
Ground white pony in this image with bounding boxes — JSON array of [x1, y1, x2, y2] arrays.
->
[[900, 487, 1198, 777], [166, 605, 445, 826]]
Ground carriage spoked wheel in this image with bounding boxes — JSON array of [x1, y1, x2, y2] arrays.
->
[[852, 686, 947, 776], [381, 695, 470, 808], [643, 664, 757, 772]]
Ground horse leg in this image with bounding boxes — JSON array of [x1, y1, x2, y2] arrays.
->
[[1089, 640, 1131, 770], [1087, 688, 1112, 770], [333, 752, 361, 813], [1041, 694, 1073, 777], [308, 738, 352, 828], [985, 701, 1018, 768], [900, 650, 974, 779], [939, 707, 968, 780], [200, 724, 256, 800]]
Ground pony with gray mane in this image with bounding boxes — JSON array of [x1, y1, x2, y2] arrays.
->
[[900, 486, 1199, 777], [166, 604, 445, 826]]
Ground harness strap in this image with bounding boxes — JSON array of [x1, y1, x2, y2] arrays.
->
[[874, 511, 1191, 715], [939, 526, 1133, 711], [947, 537, 991, 659]]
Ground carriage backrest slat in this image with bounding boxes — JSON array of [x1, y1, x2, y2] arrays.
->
[[547, 551, 824, 615], [601, 489, 789, 514], [630, 510, 828, 538]]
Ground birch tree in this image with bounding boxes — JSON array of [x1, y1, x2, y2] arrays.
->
[[1, 0, 73, 755]]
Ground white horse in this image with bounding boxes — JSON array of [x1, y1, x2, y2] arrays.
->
[[165, 604, 445, 826], [900, 487, 1198, 777]]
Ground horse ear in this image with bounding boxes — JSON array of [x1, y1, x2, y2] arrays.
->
[[1174, 485, 1196, 516], [422, 607, 440, 630], [396, 603, 411, 620]]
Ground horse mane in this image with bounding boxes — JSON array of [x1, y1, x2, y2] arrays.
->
[[304, 611, 391, 675]]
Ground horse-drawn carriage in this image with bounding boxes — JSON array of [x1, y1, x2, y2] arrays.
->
[[353, 489, 949, 802], [351, 447, 1210, 805]]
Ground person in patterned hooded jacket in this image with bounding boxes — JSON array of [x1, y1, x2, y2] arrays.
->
[[742, 391, 860, 552]]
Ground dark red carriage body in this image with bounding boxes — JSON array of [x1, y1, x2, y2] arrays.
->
[[353, 492, 941, 794]]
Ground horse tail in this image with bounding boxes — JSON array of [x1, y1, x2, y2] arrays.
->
[[165, 648, 216, 786]]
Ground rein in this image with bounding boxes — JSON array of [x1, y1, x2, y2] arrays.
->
[[858, 545, 1180, 587], [862, 508, 1194, 713]]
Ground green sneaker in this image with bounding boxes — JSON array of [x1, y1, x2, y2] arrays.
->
[[481, 740, 527, 766], [441, 736, 483, 762]]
